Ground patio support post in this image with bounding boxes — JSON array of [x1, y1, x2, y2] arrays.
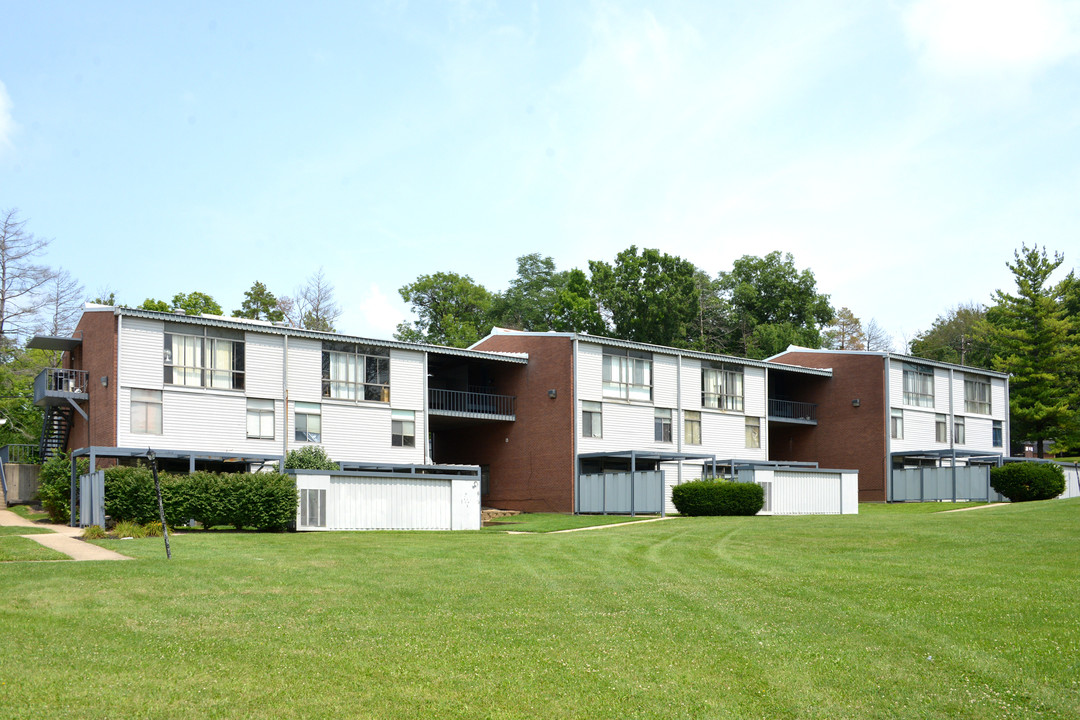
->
[[630, 451, 636, 518]]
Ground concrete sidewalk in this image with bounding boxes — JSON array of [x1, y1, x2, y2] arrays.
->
[[0, 509, 131, 561]]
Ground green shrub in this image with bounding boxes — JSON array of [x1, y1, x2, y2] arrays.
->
[[285, 446, 337, 470], [82, 525, 107, 540], [143, 521, 164, 537], [112, 519, 146, 539], [103, 469, 297, 532], [991, 462, 1065, 502], [37, 452, 89, 524], [671, 480, 764, 516]]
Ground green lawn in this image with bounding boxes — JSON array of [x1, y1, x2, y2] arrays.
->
[[0, 500, 1078, 719], [0, 536, 66, 562], [484, 512, 661, 532], [858, 500, 991, 515], [0, 526, 53, 536], [5, 505, 51, 523]]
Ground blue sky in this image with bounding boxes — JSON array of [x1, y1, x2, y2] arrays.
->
[[2, 1, 1078, 347]]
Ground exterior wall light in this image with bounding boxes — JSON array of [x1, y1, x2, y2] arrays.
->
[[852, 398, 860, 407], [548, 389, 557, 399]]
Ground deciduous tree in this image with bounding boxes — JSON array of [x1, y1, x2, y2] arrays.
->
[[909, 303, 989, 367], [588, 246, 699, 348], [824, 307, 865, 350], [0, 208, 55, 344], [717, 251, 833, 358], [283, 269, 341, 332], [396, 271, 494, 347]]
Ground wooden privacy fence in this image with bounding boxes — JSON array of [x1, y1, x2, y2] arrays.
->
[[578, 471, 664, 515], [891, 465, 1003, 503]]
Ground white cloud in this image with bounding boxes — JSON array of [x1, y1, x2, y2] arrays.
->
[[0, 80, 14, 150], [902, 0, 1080, 77], [356, 283, 406, 339]]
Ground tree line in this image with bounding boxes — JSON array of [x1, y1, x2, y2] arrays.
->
[[2, 206, 1077, 456]]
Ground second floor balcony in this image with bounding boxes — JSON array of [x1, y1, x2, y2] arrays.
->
[[768, 398, 817, 425], [429, 388, 515, 421], [33, 368, 89, 407]]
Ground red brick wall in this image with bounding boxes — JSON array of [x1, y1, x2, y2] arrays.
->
[[770, 352, 888, 502], [64, 311, 118, 451], [444, 335, 575, 512]]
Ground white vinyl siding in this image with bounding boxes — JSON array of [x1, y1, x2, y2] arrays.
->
[[118, 388, 282, 453], [652, 355, 678, 409], [119, 317, 165, 389], [576, 343, 604, 402], [245, 333, 284, 398], [286, 338, 322, 402], [389, 350, 424, 410], [320, 403, 425, 464], [743, 367, 766, 417], [680, 358, 702, 410]]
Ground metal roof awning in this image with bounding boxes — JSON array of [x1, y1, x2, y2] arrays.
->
[[578, 449, 719, 463], [27, 335, 82, 352], [72, 446, 285, 468], [891, 449, 1004, 461]]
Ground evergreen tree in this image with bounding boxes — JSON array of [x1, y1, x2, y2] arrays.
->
[[233, 281, 285, 322], [982, 245, 1079, 456]]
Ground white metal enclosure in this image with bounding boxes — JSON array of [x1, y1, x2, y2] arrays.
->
[[736, 467, 859, 515], [293, 468, 481, 531]]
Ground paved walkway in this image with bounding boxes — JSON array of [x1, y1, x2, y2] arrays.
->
[[940, 502, 1010, 513], [0, 508, 131, 561]]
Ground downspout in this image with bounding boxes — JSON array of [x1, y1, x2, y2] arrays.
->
[[282, 332, 289, 465], [675, 353, 682, 517], [884, 356, 892, 502], [423, 352, 430, 464], [116, 312, 122, 450], [1004, 374, 1011, 458], [572, 336, 580, 515], [949, 367, 956, 502]]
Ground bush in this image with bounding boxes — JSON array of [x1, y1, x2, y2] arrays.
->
[[285, 445, 337, 470], [82, 525, 107, 540], [991, 462, 1065, 502], [37, 452, 89, 524], [104, 469, 297, 531], [112, 519, 146, 539], [672, 480, 765, 516]]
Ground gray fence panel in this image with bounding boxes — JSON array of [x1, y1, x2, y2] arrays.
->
[[578, 471, 662, 514], [78, 470, 105, 527], [892, 465, 1001, 502]]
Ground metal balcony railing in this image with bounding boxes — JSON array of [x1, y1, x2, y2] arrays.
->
[[429, 388, 515, 418], [769, 398, 817, 423], [33, 368, 90, 405], [0, 444, 41, 465]]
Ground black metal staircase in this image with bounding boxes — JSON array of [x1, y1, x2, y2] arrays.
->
[[39, 404, 75, 461]]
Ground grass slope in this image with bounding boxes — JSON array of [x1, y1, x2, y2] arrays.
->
[[0, 500, 1077, 719], [484, 513, 660, 532], [0, 537, 67, 562]]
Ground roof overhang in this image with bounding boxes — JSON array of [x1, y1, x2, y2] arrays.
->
[[27, 335, 82, 352], [114, 307, 528, 365]]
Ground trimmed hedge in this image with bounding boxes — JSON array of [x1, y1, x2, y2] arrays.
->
[[104, 468, 297, 531], [671, 480, 764, 516], [990, 462, 1065, 502], [284, 445, 337, 470]]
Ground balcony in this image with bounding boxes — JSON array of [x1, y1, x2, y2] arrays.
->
[[33, 368, 90, 407], [429, 388, 515, 421], [768, 398, 817, 425]]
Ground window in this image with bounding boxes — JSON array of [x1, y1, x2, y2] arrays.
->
[[163, 323, 245, 390], [391, 410, 416, 447], [581, 401, 602, 438], [685, 410, 701, 445], [247, 399, 274, 439], [602, 347, 652, 401], [299, 488, 326, 528], [702, 363, 744, 411], [295, 402, 322, 443], [954, 416, 966, 445], [902, 363, 934, 407], [891, 408, 904, 440], [130, 389, 162, 434], [322, 342, 390, 402], [745, 416, 761, 448], [936, 414, 948, 443], [993, 420, 1003, 448], [964, 377, 991, 414], [654, 408, 672, 442]]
